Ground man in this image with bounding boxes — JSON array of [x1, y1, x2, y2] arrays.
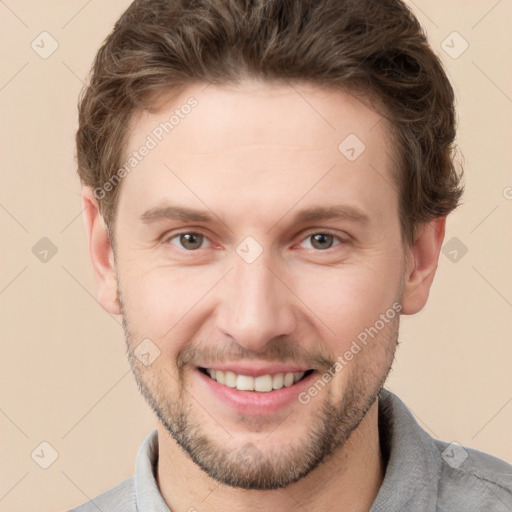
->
[[70, 0, 512, 510]]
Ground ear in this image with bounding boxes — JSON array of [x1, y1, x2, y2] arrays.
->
[[401, 217, 446, 315], [81, 187, 121, 315]]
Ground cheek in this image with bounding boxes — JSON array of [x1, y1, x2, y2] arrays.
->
[[118, 265, 219, 347], [120, 269, 176, 327], [290, 260, 402, 353]]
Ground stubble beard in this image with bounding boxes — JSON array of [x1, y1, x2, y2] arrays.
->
[[117, 271, 400, 490]]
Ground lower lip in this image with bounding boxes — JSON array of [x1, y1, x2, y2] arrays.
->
[[195, 368, 317, 415]]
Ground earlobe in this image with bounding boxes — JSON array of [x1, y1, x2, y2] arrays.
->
[[401, 217, 446, 315], [81, 187, 121, 315]]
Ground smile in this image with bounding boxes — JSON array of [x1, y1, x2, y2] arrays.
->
[[199, 367, 315, 392]]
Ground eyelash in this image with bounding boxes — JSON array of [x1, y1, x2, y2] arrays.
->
[[163, 230, 348, 252]]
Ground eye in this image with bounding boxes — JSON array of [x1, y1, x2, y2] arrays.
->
[[168, 232, 210, 250], [299, 232, 342, 251]]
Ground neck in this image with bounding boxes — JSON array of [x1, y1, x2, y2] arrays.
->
[[156, 399, 384, 512]]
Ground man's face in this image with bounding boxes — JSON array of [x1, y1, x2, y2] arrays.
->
[[113, 80, 405, 489]]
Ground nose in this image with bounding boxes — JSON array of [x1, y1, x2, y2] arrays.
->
[[215, 253, 297, 353]]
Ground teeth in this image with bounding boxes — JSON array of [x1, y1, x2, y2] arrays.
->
[[254, 375, 273, 392], [225, 371, 237, 388], [236, 374, 254, 391], [204, 369, 306, 392], [272, 373, 284, 389], [283, 372, 294, 387], [215, 369, 225, 385]]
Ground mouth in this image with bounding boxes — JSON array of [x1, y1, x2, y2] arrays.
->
[[198, 367, 315, 392]]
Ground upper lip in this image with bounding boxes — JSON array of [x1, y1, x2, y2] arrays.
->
[[198, 363, 314, 377]]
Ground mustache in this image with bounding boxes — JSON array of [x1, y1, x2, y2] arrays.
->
[[176, 337, 336, 372]]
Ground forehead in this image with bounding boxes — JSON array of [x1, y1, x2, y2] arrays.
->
[[117, 80, 397, 228], [129, 80, 387, 156]]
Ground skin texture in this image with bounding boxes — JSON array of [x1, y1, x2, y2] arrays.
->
[[82, 79, 445, 512]]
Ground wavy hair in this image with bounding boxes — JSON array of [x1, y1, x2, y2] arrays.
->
[[76, 0, 464, 245]]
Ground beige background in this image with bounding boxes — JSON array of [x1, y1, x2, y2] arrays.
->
[[1, 1, 511, 511]]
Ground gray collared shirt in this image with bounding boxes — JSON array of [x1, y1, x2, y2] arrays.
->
[[68, 388, 512, 511]]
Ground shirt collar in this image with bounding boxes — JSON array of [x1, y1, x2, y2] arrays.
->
[[134, 388, 442, 511], [370, 388, 442, 511], [135, 427, 171, 512]]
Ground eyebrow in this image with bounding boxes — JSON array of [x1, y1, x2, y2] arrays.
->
[[139, 203, 369, 226], [291, 205, 369, 225], [140, 205, 214, 224]]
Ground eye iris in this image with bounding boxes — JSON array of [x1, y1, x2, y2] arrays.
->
[[311, 233, 333, 250], [180, 233, 202, 250]]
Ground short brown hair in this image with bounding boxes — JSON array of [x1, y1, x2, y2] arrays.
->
[[76, 0, 463, 245]]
